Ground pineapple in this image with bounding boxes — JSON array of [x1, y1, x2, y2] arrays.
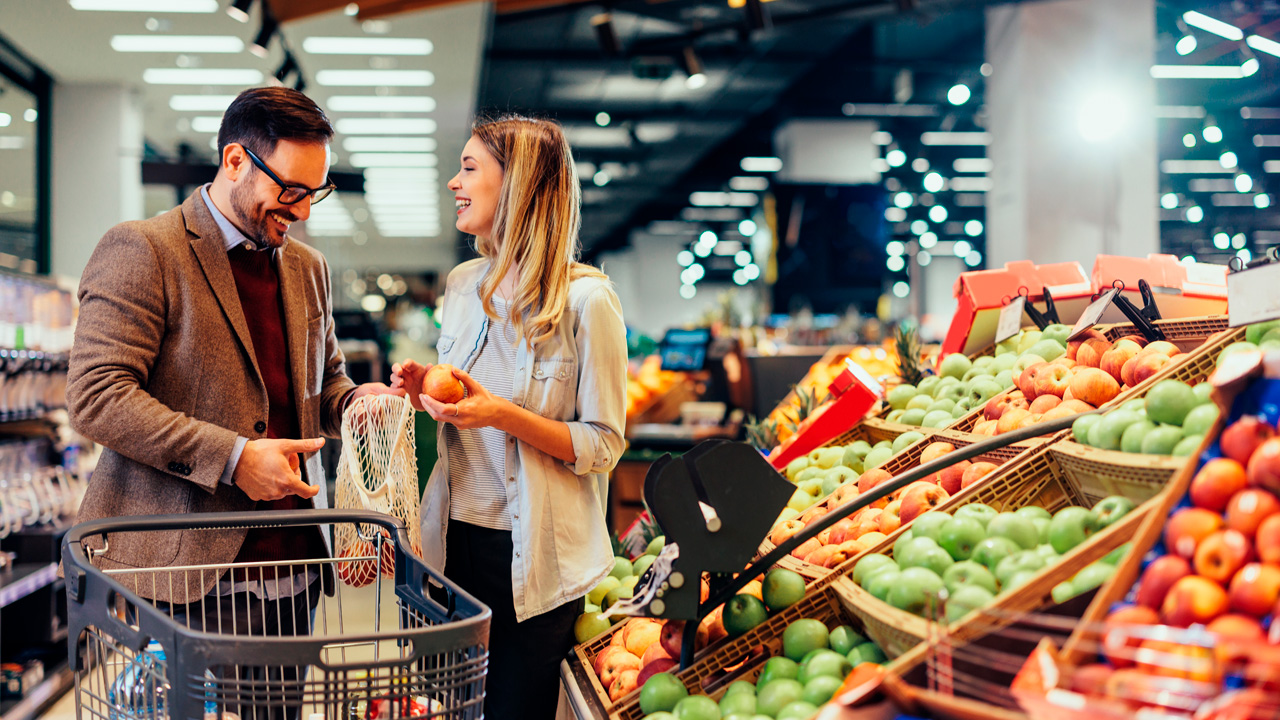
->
[[895, 324, 926, 386], [744, 414, 779, 452]]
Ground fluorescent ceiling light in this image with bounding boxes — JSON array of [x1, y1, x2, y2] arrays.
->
[[1247, 35, 1280, 58], [841, 103, 938, 117], [1189, 179, 1237, 192], [71, 0, 216, 11], [169, 95, 237, 111], [144, 68, 264, 85], [190, 116, 221, 133], [948, 177, 993, 192], [740, 157, 782, 172], [920, 132, 990, 146], [1183, 11, 1243, 41], [349, 153, 438, 168], [315, 70, 434, 87], [1212, 194, 1256, 207], [689, 192, 758, 207], [111, 35, 243, 52], [1154, 105, 1207, 119], [871, 131, 893, 145], [1150, 65, 1245, 79], [335, 118, 436, 135], [303, 37, 432, 55], [342, 137, 437, 153], [1256, 135, 1280, 147], [326, 96, 436, 113], [953, 158, 993, 173], [1161, 159, 1235, 174], [1264, 160, 1280, 173], [0, 114, 10, 128], [1242, 107, 1280, 119], [729, 176, 769, 191]]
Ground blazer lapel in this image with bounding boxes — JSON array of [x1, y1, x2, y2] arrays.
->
[[182, 192, 263, 385], [276, 241, 311, 440]]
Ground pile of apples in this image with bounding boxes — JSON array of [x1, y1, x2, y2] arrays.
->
[[770, 440, 999, 570], [777, 431, 934, 523], [974, 330, 1189, 437], [851, 495, 1136, 621], [578, 536, 668, 642], [1071, 379, 1218, 456], [638, 616, 887, 720], [884, 327, 1072, 429], [1088, 413, 1280, 688]]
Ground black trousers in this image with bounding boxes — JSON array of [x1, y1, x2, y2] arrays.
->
[[439, 520, 579, 720], [157, 579, 320, 720]]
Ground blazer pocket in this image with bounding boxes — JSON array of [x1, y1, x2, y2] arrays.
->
[[436, 334, 456, 362], [528, 357, 576, 419]]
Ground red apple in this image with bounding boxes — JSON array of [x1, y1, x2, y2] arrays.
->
[[827, 518, 857, 545], [658, 620, 685, 659], [961, 461, 998, 490], [829, 482, 859, 506], [851, 508, 884, 537], [791, 537, 822, 559], [1165, 507, 1224, 559], [608, 669, 639, 702], [1131, 353, 1173, 386], [1028, 394, 1063, 415], [898, 481, 950, 524], [639, 640, 671, 669], [1120, 355, 1141, 388], [1225, 488, 1280, 539], [769, 519, 805, 546], [996, 408, 1031, 435], [937, 460, 971, 495], [878, 501, 902, 535], [596, 646, 641, 684], [1193, 529, 1255, 585], [1206, 613, 1265, 642], [1033, 364, 1072, 399], [636, 658, 678, 689], [858, 468, 892, 496], [1068, 368, 1121, 408], [920, 442, 956, 465], [1161, 574, 1230, 627], [1257, 514, 1280, 564], [1100, 347, 1138, 384], [1221, 416, 1277, 466], [1102, 605, 1159, 668], [1228, 563, 1280, 617], [1190, 458, 1249, 513], [623, 617, 664, 657], [1246, 437, 1280, 494], [1135, 555, 1192, 610], [1116, 335, 1149, 349], [1141, 341, 1181, 357], [1069, 664, 1113, 696], [1075, 338, 1112, 369], [1017, 362, 1047, 400], [1067, 328, 1107, 360]]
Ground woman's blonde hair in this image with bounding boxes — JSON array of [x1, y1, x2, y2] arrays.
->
[[470, 114, 608, 349]]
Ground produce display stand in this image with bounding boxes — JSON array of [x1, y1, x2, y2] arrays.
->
[[833, 437, 1158, 658], [1090, 254, 1228, 324]]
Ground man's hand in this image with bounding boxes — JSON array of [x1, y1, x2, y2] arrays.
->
[[390, 359, 433, 411], [350, 381, 408, 405], [232, 438, 325, 502]]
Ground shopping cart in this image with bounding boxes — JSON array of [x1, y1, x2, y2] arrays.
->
[[62, 510, 490, 720]]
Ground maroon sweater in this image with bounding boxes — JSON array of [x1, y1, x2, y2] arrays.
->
[[228, 245, 319, 565]]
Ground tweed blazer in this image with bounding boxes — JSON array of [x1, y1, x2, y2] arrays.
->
[[66, 190, 356, 603]]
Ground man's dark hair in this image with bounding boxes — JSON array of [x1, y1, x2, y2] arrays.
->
[[217, 86, 333, 160]]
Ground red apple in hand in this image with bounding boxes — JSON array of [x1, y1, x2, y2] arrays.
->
[[1190, 458, 1249, 512], [1194, 529, 1255, 585], [1228, 563, 1280, 617], [898, 481, 950, 524], [1225, 488, 1280, 538], [1135, 555, 1192, 610], [1165, 507, 1223, 559], [1246, 437, 1280, 494], [1221, 416, 1276, 466]]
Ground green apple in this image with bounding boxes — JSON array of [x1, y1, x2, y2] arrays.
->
[[1192, 382, 1214, 405], [923, 410, 954, 429], [756, 679, 805, 718], [719, 690, 757, 717], [603, 584, 633, 609], [722, 594, 769, 636], [1141, 425, 1184, 455], [1120, 420, 1158, 454], [1120, 398, 1146, 413], [821, 466, 858, 496], [927, 398, 957, 414], [840, 447, 865, 473], [1073, 414, 1102, 444], [994, 369, 1015, 388], [942, 560, 998, 594], [795, 467, 826, 486], [633, 554, 656, 579], [996, 335, 1020, 355], [639, 672, 689, 714], [762, 568, 807, 612], [962, 367, 986, 383], [850, 440, 873, 455], [863, 568, 900, 601], [945, 585, 996, 623], [893, 528, 915, 558], [797, 649, 851, 684], [1026, 339, 1066, 362], [893, 430, 927, 453], [723, 680, 756, 698], [1182, 404, 1219, 437], [1011, 353, 1046, 376], [939, 516, 987, 561], [906, 393, 934, 411], [864, 446, 894, 469], [1013, 506, 1051, 521], [1002, 569, 1041, 593], [1048, 506, 1101, 554], [1247, 319, 1280, 344], [911, 512, 952, 542], [1033, 518, 1051, 545], [785, 457, 810, 482], [777, 507, 800, 523], [1041, 324, 1072, 346], [936, 383, 967, 403], [1051, 580, 1078, 604], [801, 675, 844, 706], [828, 626, 867, 656], [940, 353, 973, 380], [967, 378, 1005, 407], [646, 535, 666, 556], [777, 701, 821, 720], [900, 541, 953, 576], [986, 512, 1040, 550], [900, 409, 928, 426], [846, 642, 887, 666], [1093, 410, 1144, 451], [887, 384, 919, 410], [1103, 542, 1132, 566], [1092, 496, 1135, 528], [887, 567, 946, 616], [1036, 543, 1059, 561], [955, 503, 998, 528], [972, 536, 1021, 573], [610, 556, 633, 579], [974, 355, 996, 371], [1173, 435, 1204, 456], [672, 695, 720, 720], [787, 488, 818, 512], [853, 554, 898, 587], [995, 550, 1046, 586], [1017, 330, 1043, 354], [574, 611, 612, 643], [584, 601, 600, 614], [1145, 380, 1198, 426], [917, 376, 942, 396], [622, 575, 640, 591], [1219, 341, 1261, 367], [992, 353, 1019, 373], [756, 657, 800, 688], [588, 576, 621, 605], [782, 619, 830, 661], [1067, 561, 1116, 596]]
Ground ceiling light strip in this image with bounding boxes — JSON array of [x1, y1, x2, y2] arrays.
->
[[303, 37, 432, 55]]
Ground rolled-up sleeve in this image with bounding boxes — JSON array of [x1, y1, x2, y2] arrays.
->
[[565, 284, 627, 476]]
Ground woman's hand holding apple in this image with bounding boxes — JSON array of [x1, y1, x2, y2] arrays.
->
[[418, 366, 509, 431]]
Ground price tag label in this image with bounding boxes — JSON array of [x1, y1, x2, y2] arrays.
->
[[995, 296, 1025, 343], [1068, 288, 1120, 341], [1227, 262, 1280, 327]]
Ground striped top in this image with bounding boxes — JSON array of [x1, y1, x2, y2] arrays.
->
[[446, 297, 516, 531]]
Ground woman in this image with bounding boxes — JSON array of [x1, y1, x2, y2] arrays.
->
[[391, 115, 627, 718]]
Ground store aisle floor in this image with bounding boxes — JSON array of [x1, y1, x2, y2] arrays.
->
[[39, 580, 395, 718]]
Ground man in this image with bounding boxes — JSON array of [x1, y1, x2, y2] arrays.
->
[[67, 87, 402, 714]]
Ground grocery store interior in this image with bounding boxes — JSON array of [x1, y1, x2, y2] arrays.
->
[[3, 0, 1280, 718]]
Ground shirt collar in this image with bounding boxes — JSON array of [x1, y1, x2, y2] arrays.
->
[[200, 184, 260, 252]]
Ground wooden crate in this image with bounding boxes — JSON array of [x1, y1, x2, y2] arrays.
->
[[834, 439, 1162, 659], [1047, 442, 1186, 508]]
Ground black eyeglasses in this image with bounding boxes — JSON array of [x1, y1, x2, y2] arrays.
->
[[241, 145, 336, 205]]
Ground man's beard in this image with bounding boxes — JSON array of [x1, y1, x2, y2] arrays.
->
[[230, 179, 292, 249]]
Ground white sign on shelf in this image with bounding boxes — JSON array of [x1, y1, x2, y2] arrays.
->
[[995, 296, 1026, 344], [1068, 289, 1120, 341], [1227, 262, 1280, 328]]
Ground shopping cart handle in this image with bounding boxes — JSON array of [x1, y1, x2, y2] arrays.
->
[[64, 508, 406, 545]]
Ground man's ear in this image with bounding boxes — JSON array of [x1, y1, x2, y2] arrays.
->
[[222, 143, 248, 182]]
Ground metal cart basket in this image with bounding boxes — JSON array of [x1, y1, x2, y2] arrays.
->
[[62, 510, 490, 720]]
